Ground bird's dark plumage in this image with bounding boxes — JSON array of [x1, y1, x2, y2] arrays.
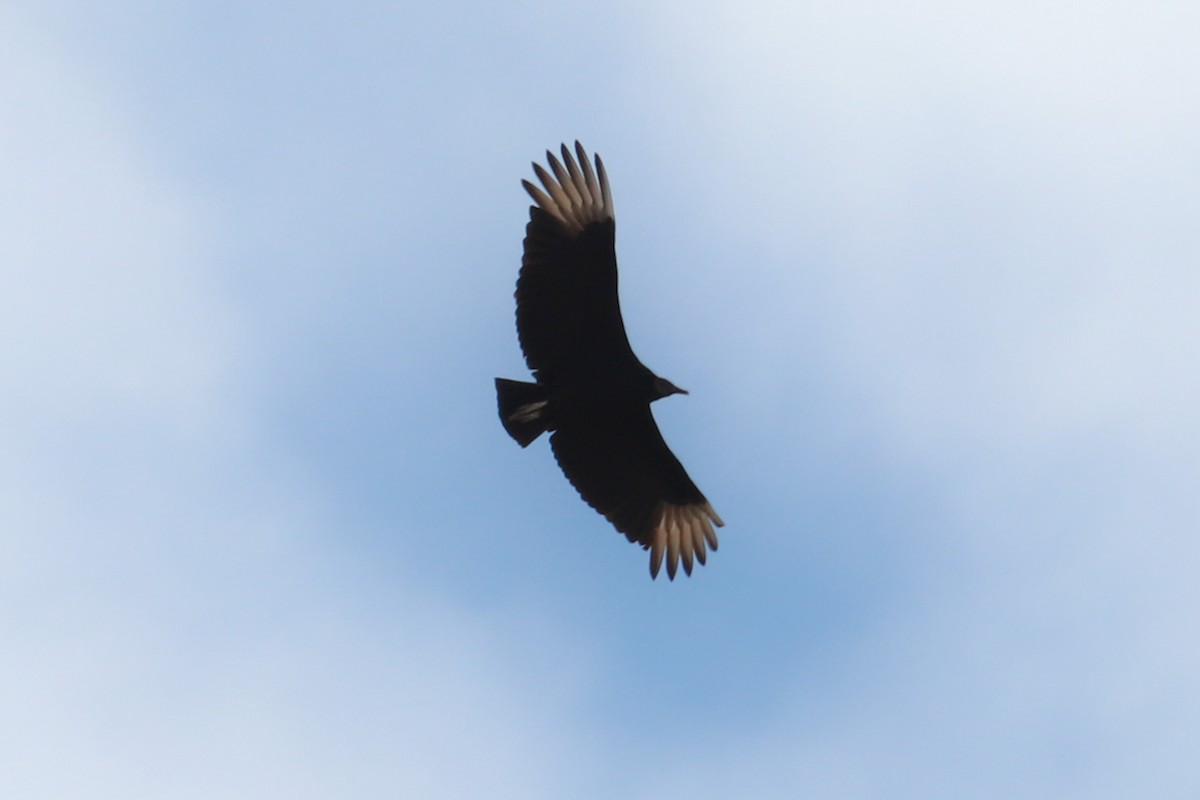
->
[[495, 142, 723, 579]]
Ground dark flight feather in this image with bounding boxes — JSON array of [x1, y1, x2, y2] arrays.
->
[[495, 142, 723, 580]]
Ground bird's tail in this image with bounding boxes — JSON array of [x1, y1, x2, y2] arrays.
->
[[495, 378, 551, 447]]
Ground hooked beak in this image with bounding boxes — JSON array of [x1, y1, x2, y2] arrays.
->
[[653, 376, 688, 399]]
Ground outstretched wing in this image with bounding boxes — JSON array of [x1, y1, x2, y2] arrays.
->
[[515, 142, 637, 382], [549, 407, 724, 580]]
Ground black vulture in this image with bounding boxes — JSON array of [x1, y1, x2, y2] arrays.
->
[[495, 142, 724, 580]]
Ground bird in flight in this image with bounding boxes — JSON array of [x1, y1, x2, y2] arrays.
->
[[495, 142, 723, 580]]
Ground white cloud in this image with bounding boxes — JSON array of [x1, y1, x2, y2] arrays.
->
[[0, 10, 603, 798], [6, 2, 1198, 797], [609, 2, 1200, 796], [637, 0, 1200, 447]]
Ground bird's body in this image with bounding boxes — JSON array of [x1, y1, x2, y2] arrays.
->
[[495, 142, 723, 579]]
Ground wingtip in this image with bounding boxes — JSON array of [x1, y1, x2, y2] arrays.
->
[[649, 542, 664, 580], [523, 142, 613, 233], [643, 501, 721, 581], [594, 153, 614, 219]]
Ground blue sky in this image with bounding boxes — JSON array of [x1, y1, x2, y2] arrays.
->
[[3, 1, 1199, 796]]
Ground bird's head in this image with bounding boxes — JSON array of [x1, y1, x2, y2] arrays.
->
[[652, 376, 689, 401]]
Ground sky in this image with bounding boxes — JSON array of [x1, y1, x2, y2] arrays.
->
[[2, 1, 1199, 797]]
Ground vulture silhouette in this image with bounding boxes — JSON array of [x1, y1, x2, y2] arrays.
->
[[495, 142, 723, 580]]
